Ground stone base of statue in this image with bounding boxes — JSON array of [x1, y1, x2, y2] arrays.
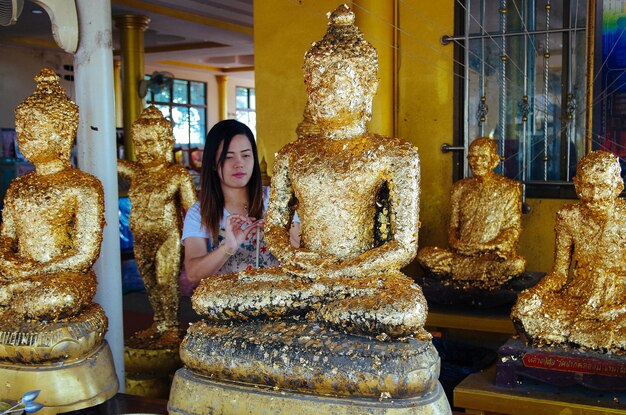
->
[[124, 346, 181, 398], [124, 327, 182, 399], [416, 272, 543, 308], [0, 304, 118, 413], [0, 341, 118, 414], [496, 338, 626, 390], [168, 319, 451, 415]]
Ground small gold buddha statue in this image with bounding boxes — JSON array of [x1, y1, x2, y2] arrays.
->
[[171, 7, 449, 414], [512, 151, 626, 351], [118, 105, 197, 349], [417, 137, 526, 289], [0, 68, 116, 412]]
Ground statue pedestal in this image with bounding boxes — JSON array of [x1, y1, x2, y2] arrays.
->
[[496, 338, 626, 390], [417, 272, 544, 308], [124, 346, 181, 398], [169, 367, 450, 415], [0, 341, 118, 415], [169, 319, 451, 415]]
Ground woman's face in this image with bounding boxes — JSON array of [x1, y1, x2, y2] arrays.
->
[[216, 134, 255, 190]]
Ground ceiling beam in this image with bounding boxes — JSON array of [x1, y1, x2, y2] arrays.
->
[[155, 60, 254, 73], [1, 36, 60, 49], [111, 0, 253, 36], [112, 41, 228, 55]]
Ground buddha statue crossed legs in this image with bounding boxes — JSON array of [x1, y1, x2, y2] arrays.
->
[[418, 137, 526, 289], [191, 5, 427, 340], [0, 69, 116, 412], [0, 69, 104, 329]]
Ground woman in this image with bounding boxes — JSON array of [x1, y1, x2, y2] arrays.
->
[[181, 119, 298, 295]]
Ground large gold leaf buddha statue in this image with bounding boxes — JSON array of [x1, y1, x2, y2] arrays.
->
[[512, 151, 626, 351], [169, 5, 450, 415], [0, 69, 117, 413], [417, 137, 526, 289]]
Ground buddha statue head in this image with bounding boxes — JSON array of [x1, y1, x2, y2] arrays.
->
[[14, 68, 78, 166], [301, 4, 378, 131], [468, 137, 499, 178], [132, 105, 175, 166], [573, 151, 623, 212]]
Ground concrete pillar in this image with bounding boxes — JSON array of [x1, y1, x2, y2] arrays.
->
[[354, 0, 396, 137], [216, 74, 229, 121], [73, 0, 125, 391], [114, 14, 150, 161]]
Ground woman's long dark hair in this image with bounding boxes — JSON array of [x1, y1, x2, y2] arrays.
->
[[200, 119, 263, 241]]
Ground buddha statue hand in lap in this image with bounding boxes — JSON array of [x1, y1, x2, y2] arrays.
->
[[417, 137, 526, 289], [0, 68, 104, 322], [118, 106, 197, 350], [191, 4, 427, 340], [512, 151, 626, 351]]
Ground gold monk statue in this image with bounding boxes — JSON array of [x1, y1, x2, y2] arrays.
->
[[417, 137, 526, 289], [191, 5, 427, 340], [512, 151, 626, 351], [118, 106, 197, 348], [0, 69, 104, 323]]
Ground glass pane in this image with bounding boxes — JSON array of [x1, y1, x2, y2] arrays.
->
[[173, 79, 188, 104], [236, 87, 248, 109], [236, 110, 256, 139], [171, 106, 190, 146], [464, 0, 587, 184], [155, 105, 171, 120], [189, 107, 206, 146], [153, 84, 171, 103], [595, 2, 626, 170], [191, 81, 206, 105]]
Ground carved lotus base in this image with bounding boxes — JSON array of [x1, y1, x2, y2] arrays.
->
[[0, 303, 108, 364], [0, 341, 118, 415]]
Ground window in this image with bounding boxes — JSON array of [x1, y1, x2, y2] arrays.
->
[[145, 76, 207, 148], [236, 86, 256, 137], [452, 0, 591, 197]]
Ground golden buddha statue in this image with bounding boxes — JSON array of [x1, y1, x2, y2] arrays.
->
[[170, 6, 449, 414], [417, 137, 526, 289], [512, 151, 626, 351], [191, 7, 427, 342], [0, 68, 117, 412], [118, 106, 196, 397], [118, 105, 197, 348]]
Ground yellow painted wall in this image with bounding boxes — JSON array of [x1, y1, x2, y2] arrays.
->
[[254, 0, 345, 174], [254, 0, 573, 276]]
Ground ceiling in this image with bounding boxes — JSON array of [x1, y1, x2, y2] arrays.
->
[[0, 0, 254, 77]]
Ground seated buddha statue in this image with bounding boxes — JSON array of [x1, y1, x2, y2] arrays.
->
[[0, 69, 116, 411], [512, 151, 626, 351], [118, 105, 197, 349], [171, 7, 449, 413], [190, 6, 427, 341], [417, 137, 526, 289]]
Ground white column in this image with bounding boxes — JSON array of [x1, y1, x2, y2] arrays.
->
[[73, 0, 125, 391]]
